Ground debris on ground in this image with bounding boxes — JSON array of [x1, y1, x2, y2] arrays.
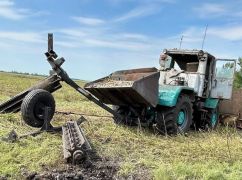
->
[[1, 129, 18, 143], [25, 154, 119, 180], [62, 121, 92, 164], [0, 175, 8, 180], [220, 114, 238, 127], [237, 119, 242, 129]]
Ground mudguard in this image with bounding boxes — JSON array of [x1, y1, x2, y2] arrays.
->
[[204, 98, 219, 109], [158, 85, 194, 107]]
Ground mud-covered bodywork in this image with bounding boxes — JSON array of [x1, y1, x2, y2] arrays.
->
[[158, 85, 193, 107]]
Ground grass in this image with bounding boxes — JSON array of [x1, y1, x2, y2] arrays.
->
[[1, 72, 242, 179]]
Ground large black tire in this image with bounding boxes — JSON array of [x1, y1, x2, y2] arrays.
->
[[112, 106, 136, 126], [21, 89, 55, 128], [156, 95, 193, 135]]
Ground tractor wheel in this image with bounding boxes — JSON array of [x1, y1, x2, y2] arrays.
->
[[193, 107, 219, 130], [156, 107, 177, 135], [112, 106, 136, 126], [21, 89, 55, 128], [156, 95, 193, 135]]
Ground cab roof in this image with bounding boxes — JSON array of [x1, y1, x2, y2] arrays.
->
[[164, 48, 215, 60]]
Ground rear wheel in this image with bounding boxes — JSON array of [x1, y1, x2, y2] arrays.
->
[[193, 107, 219, 130], [156, 95, 193, 135], [21, 89, 55, 128]]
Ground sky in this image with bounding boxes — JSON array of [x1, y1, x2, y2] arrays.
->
[[0, 0, 241, 80]]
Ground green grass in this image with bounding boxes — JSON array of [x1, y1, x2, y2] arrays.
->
[[1, 72, 242, 179]]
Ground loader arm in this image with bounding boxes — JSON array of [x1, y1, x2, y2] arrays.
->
[[45, 50, 123, 120]]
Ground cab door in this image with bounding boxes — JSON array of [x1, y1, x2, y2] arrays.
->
[[210, 59, 236, 99]]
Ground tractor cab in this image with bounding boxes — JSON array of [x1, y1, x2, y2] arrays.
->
[[159, 49, 236, 99]]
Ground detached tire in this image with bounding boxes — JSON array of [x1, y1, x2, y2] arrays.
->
[[21, 89, 55, 128]]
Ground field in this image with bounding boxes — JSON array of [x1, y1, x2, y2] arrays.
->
[[1, 72, 242, 179]]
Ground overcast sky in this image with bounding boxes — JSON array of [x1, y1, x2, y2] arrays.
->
[[0, 0, 241, 80]]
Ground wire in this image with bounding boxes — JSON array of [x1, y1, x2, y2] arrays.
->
[[55, 111, 113, 118]]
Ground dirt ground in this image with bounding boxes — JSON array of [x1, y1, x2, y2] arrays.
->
[[24, 150, 119, 180]]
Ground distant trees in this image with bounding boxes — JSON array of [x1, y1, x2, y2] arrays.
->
[[233, 57, 242, 88]]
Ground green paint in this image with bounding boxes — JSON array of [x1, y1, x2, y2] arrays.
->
[[177, 110, 185, 125], [158, 85, 193, 107], [211, 113, 217, 127], [205, 98, 219, 109]]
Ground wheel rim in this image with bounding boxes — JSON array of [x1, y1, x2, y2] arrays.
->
[[211, 113, 217, 127], [34, 102, 46, 119], [177, 110, 186, 126]]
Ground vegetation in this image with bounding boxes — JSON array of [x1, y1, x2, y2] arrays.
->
[[234, 57, 242, 88], [1, 72, 242, 179]]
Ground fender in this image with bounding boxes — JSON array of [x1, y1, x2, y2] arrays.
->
[[204, 98, 219, 109], [158, 85, 194, 107]]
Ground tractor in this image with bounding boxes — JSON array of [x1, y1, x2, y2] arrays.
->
[[0, 35, 236, 135], [86, 49, 236, 134]]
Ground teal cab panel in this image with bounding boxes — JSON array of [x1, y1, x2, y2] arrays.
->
[[204, 98, 219, 109], [158, 85, 193, 107]]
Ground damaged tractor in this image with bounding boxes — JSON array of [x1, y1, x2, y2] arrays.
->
[[0, 34, 236, 136], [85, 49, 236, 134]]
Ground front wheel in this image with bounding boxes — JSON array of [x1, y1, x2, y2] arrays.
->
[[112, 106, 136, 126], [156, 95, 193, 135]]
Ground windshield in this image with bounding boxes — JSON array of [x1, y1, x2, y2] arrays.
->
[[167, 54, 199, 72]]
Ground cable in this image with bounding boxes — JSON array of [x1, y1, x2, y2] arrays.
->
[[55, 111, 113, 118]]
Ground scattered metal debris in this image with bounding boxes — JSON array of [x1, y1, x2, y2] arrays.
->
[[1, 130, 18, 143], [62, 121, 92, 164]]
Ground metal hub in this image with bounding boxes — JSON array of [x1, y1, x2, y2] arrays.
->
[[177, 110, 186, 126]]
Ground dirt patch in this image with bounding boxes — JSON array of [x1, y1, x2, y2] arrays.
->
[[85, 79, 133, 88], [25, 151, 119, 180]]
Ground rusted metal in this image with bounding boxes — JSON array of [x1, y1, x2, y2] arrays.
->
[[84, 68, 160, 107], [0, 74, 61, 113], [48, 33, 53, 52], [62, 120, 91, 164]]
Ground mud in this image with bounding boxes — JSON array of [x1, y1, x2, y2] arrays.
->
[[86, 79, 133, 88], [25, 151, 119, 180]]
